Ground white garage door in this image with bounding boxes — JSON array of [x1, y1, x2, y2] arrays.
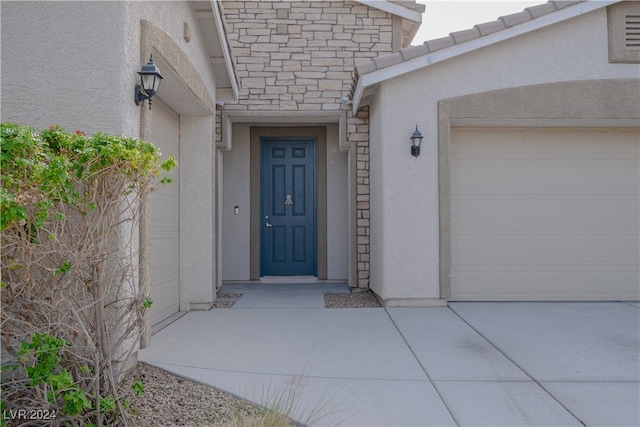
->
[[450, 128, 639, 301], [150, 101, 180, 325]]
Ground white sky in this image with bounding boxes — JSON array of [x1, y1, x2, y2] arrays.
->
[[413, 1, 545, 44]]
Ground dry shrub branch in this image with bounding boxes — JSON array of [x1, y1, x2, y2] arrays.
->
[[1, 123, 176, 426]]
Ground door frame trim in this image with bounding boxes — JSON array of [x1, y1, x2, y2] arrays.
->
[[250, 126, 327, 280]]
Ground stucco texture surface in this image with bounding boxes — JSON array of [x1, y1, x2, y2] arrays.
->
[[368, 7, 639, 301]]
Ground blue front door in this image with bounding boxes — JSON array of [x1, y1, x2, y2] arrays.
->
[[261, 137, 317, 276]]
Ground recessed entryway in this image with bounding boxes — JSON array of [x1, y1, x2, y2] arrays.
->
[[251, 127, 328, 281], [220, 121, 350, 285]]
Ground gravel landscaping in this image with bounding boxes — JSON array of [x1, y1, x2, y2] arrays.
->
[[324, 290, 382, 308], [212, 289, 382, 309], [211, 292, 243, 309], [119, 363, 281, 426], [120, 288, 380, 425]]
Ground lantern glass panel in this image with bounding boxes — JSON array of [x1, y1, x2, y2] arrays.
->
[[151, 75, 161, 93], [140, 74, 154, 94]]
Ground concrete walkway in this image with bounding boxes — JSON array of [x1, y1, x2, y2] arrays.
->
[[139, 283, 640, 426]]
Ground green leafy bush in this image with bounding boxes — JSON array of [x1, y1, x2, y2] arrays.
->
[[0, 124, 175, 232], [1, 123, 175, 425]]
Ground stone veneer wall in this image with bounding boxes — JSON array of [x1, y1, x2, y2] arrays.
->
[[218, 0, 396, 288], [352, 106, 370, 288]]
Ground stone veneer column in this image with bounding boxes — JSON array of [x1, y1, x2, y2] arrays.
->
[[347, 107, 370, 288]]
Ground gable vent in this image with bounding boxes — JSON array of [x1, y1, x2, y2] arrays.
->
[[625, 14, 640, 50]]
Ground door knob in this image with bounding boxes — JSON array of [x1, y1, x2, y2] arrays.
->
[[265, 222, 273, 228]]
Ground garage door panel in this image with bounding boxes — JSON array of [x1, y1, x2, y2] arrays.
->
[[151, 266, 180, 306], [149, 280, 179, 321], [150, 102, 180, 326], [150, 219, 178, 236], [150, 237, 178, 266], [534, 234, 613, 260], [533, 129, 611, 154], [454, 269, 639, 301], [616, 160, 640, 193], [619, 130, 640, 153], [536, 159, 611, 194], [452, 159, 534, 194], [454, 270, 530, 299], [619, 270, 640, 295], [534, 197, 613, 225], [453, 128, 528, 154], [619, 198, 640, 224], [151, 261, 179, 281], [450, 127, 639, 301], [453, 233, 530, 261], [150, 197, 179, 224], [452, 196, 533, 227], [618, 234, 640, 261], [534, 269, 638, 300], [534, 270, 614, 300]]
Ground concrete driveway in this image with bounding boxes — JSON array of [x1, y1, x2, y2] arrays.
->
[[139, 284, 640, 426]]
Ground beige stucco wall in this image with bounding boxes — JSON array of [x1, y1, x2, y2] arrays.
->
[[1, 1, 130, 134], [222, 124, 252, 280], [369, 7, 640, 303], [126, 2, 219, 102], [326, 124, 350, 280], [2, 1, 222, 345], [1, 1, 217, 132]]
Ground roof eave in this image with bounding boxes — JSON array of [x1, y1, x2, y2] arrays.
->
[[354, 0, 423, 22], [212, 0, 239, 101], [402, 19, 422, 47], [352, 78, 365, 115], [352, 0, 617, 112]]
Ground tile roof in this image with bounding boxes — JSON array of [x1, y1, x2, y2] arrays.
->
[[354, 1, 584, 77]]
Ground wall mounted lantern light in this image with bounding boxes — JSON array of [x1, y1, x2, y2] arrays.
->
[[410, 125, 423, 158], [134, 54, 163, 110]]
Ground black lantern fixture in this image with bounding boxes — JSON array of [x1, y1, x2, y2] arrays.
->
[[135, 54, 163, 110], [410, 125, 423, 158]]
